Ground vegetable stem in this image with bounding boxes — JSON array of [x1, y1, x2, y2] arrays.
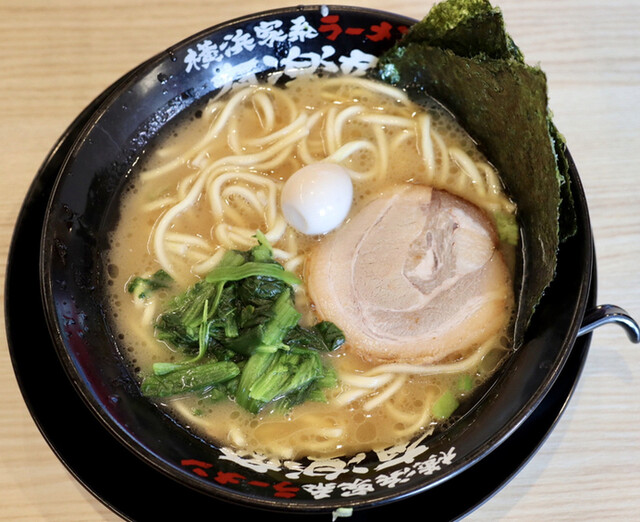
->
[[141, 360, 240, 398]]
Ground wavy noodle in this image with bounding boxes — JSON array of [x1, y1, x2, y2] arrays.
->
[[113, 75, 517, 460]]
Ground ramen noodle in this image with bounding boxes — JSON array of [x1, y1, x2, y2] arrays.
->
[[106, 75, 516, 460]]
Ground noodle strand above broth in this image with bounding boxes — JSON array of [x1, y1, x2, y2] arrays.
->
[[107, 75, 517, 460]]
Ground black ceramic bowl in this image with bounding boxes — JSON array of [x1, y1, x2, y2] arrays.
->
[[37, 5, 637, 517]]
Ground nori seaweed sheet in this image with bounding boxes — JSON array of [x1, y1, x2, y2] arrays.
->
[[397, 0, 523, 61], [373, 0, 576, 342]]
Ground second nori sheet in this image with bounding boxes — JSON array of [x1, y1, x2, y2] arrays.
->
[[373, 0, 576, 341]]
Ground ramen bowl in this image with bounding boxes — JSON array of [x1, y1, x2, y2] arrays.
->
[[39, 5, 638, 517]]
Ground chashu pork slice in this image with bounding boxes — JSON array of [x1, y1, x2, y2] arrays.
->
[[306, 184, 514, 365]]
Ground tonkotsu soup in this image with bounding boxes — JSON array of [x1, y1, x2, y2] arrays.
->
[[106, 75, 517, 460]]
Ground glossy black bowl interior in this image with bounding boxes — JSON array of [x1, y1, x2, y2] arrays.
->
[[39, 5, 593, 515]]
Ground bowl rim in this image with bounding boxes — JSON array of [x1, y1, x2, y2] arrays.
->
[[38, 4, 594, 513]]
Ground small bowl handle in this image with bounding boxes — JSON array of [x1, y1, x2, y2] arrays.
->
[[578, 304, 640, 343]]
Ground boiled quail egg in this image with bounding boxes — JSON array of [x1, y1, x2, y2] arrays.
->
[[280, 163, 354, 235]]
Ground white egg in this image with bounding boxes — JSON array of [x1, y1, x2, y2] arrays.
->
[[280, 163, 354, 235]]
